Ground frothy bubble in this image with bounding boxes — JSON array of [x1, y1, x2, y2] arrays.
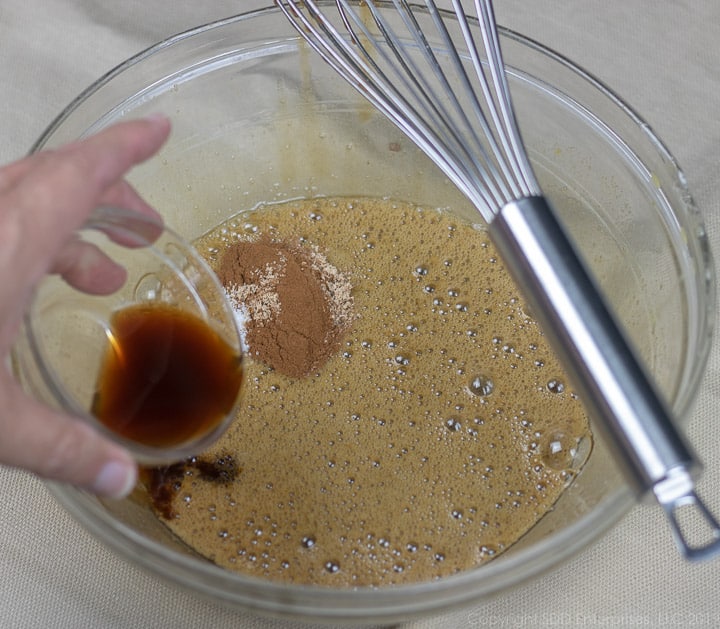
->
[[324, 560, 341, 573], [468, 375, 494, 397], [540, 430, 584, 470]]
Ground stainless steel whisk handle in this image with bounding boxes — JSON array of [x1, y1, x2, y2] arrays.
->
[[490, 195, 720, 561]]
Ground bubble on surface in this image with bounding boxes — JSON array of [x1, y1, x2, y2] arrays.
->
[[468, 375, 494, 397], [540, 430, 578, 470], [324, 561, 341, 573]]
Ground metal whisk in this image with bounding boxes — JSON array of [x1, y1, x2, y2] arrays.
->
[[276, 0, 720, 560]]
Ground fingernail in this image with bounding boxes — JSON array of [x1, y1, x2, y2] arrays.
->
[[92, 460, 138, 499]]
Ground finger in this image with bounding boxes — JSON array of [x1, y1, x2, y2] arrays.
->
[[98, 178, 163, 225], [0, 373, 137, 498], [51, 238, 127, 295], [0, 116, 170, 199], [87, 204, 164, 249], [1, 155, 163, 224], [10, 116, 171, 249], [55, 115, 171, 207], [0, 153, 40, 193]]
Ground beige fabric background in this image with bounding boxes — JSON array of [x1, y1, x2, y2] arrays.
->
[[1, 1, 719, 627]]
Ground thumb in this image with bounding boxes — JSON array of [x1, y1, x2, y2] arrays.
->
[[0, 372, 137, 498]]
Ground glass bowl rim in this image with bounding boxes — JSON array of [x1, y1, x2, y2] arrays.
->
[[37, 1, 715, 620]]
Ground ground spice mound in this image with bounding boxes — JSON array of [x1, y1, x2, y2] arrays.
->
[[217, 238, 353, 378]]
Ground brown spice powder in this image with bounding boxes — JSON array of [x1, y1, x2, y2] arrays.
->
[[217, 238, 353, 378]]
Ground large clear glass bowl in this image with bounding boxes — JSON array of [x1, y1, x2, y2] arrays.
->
[[21, 2, 714, 623]]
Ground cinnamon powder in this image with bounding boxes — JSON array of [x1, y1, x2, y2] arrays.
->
[[217, 238, 353, 378]]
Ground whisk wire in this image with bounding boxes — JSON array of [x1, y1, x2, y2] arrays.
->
[[342, 0, 530, 209], [278, 0, 541, 214], [408, 0, 517, 205], [339, 1, 479, 167], [337, 0, 508, 209], [360, 2, 485, 168], [471, 0, 538, 195], [449, 0, 530, 198], [281, 0, 449, 170], [283, 1, 488, 211], [279, 0, 527, 218]]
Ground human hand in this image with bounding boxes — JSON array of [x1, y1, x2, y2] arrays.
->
[[0, 115, 171, 498]]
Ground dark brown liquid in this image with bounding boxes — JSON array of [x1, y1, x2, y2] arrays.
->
[[142, 453, 240, 519], [92, 303, 243, 448]]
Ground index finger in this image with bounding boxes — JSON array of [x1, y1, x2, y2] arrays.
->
[[3, 115, 171, 280]]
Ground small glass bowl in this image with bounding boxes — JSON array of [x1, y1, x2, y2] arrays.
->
[[14, 206, 243, 464]]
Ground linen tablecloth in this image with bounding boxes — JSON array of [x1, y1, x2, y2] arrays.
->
[[2, 1, 719, 627]]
